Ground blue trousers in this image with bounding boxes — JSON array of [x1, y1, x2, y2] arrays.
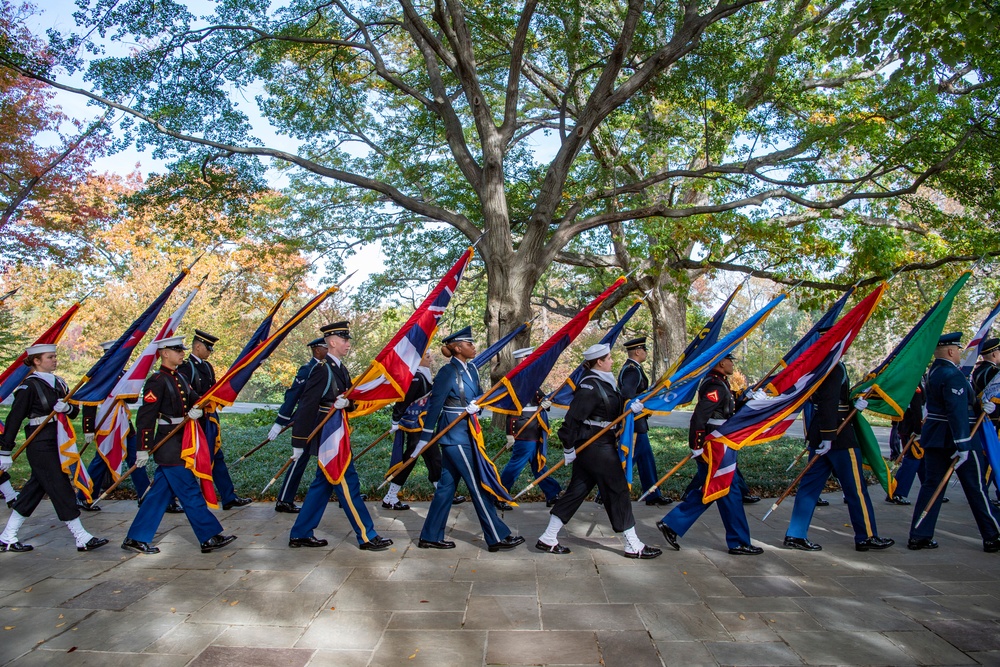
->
[[787, 448, 879, 543], [126, 465, 223, 544], [631, 431, 664, 500], [420, 442, 511, 547], [910, 449, 1000, 541], [81, 432, 150, 502], [662, 459, 751, 548], [500, 439, 561, 501], [290, 460, 376, 545], [894, 452, 925, 499]]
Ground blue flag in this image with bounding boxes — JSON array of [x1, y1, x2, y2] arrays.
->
[[473, 321, 530, 369]]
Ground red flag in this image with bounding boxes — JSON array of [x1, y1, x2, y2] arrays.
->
[[317, 408, 352, 484], [0, 302, 80, 401], [180, 420, 219, 509]]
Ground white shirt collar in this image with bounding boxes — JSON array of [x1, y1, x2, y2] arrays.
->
[[32, 372, 56, 388], [329, 354, 342, 367], [591, 369, 617, 388], [416, 366, 432, 381]]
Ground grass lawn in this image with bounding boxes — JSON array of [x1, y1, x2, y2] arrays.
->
[[2, 405, 827, 503]]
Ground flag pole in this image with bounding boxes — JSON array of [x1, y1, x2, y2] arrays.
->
[[893, 433, 919, 466], [913, 413, 988, 529], [351, 428, 393, 464], [232, 424, 293, 466], [636, 454, 692, 502], [261, 457, 296, 495]]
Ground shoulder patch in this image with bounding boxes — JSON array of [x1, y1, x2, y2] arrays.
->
[[706, 389, 719, 403], [580, 384, 594, 390], [952, 387, 964, 395], [144, 390, 157, 404]]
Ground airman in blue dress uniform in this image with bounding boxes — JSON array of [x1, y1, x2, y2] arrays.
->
[[618, 337, 671, 506]]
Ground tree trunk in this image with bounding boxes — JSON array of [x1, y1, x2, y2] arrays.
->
[[481, 254, 537, 383], [645, 286, 689, 379]]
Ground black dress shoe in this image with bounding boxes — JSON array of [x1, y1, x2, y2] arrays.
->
[[200, 534, 237, 553], [729, 544, 764, 555], [856, 536, 894, 551], [121, 538, 159, 555], [742, 495, 762, 504], [359, 536, 393, 551], [289, 536, 329, 548], [656, 520, 680, 550], [418, 539, 456, 549], [78, 501, 101, 512], [488, 535, 525, 552], [77, 537, 109, 552], [644, 496, 673, 506], [382, 500, 410, 511], [165, 501, 184, 514], [942, 497, 950, 503], [624, 545, 663, 559], [984, 539, 1000, 553], [452, 495, 466, 505], [0, 540, 33, 553], [907, 537, 938, 550], [275, 501, 300, 513], [535, 540, 571, 554], [885, 494, 911, 505], [783, 536, 822, 551], [815, 497, 829, 507], [495, 501, 513, 512], [222, 497, 252, 510]]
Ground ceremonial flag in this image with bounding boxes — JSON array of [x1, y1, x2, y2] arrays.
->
[[469, 414, 517, 503], [70, 269, 189, 405], [472, 320, 531, 370], [200, 287, 337, 407], [0, 302, 81, 402], [180, 419, 219, 508], [761, 285, 857, 387], [700, 283, 886, 502], [854, 412, 896, 496], [385, 393, 431, 477], [317, 406, 353, 484], [347, 248, 473, 417], [979, 376, 1000, 485], [852, 272, 969, 419], [961, 297, 1000, 376], [664, 282, 743, 381], [551, 298, 644, 408], [93, 283, 202, 478], [616, 292, 785, 484], [55, 413, 93, 502], [235, 291, 288, 362], [478, 277, 627, 415]]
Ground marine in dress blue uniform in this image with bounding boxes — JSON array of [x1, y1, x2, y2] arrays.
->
[[288, 321, 392, 551], [536, 344, 661, 559], [618, 337, 671, 506], [0, 344, 108, 553], [177, 330, 251, 510], [656, 354, 761, 555], [269, 337, 328, 513], [499, 347, 562, 506], [121, 336, 236, 555], [417, 327, 523, 552], [783, 358, 894, 552], [908, 333, 1000, 551]]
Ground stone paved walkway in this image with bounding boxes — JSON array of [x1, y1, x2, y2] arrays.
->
[[1, 485, 999, 666]]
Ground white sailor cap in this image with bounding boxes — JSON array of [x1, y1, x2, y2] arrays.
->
[[583, 343, 611, 361], [512, 347, 534, 359], [156, 336, 189, 351], [25, 343, 57, 356]]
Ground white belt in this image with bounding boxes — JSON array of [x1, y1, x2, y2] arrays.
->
[[157, 417, 185, 425], [707, 418, 726, 426], [27, 416, 49, 426], [584, 419, 611, 428], [522, 406, 538, 413]]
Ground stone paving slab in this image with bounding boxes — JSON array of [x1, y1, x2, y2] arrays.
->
[[2, 483, 1000, 666]]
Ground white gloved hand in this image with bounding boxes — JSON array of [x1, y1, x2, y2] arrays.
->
[[465, 402, 480, 415], [85, 433, 95, 445], [506, 435, 516, 446], [187, 407, 204, 420], [952, 450, 969, 469], [983, 399, 997, 415], [267, 424, 282, 441], [0, 455, 11, 471], [333, 396, 350, 410], [563, 448, 577, 465], [390, 421, 400, 433], [689, 448, 704, 459], [291, 447, 304, 461], [749, 389, 769, 401], [540, 399, 552, 410], [815, 440, 833, 456], [53, 400, 71, 414], [629, 400, 645, 415], [135, 451, 149, 467], [414, 439, 430, 454], [854, 397, 869, 411]]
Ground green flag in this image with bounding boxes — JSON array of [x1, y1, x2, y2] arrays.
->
[[852, 271, 971, 419], [855, 412, 896, 496]]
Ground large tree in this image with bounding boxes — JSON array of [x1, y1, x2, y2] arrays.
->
[[2, 0, 997, 375]]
